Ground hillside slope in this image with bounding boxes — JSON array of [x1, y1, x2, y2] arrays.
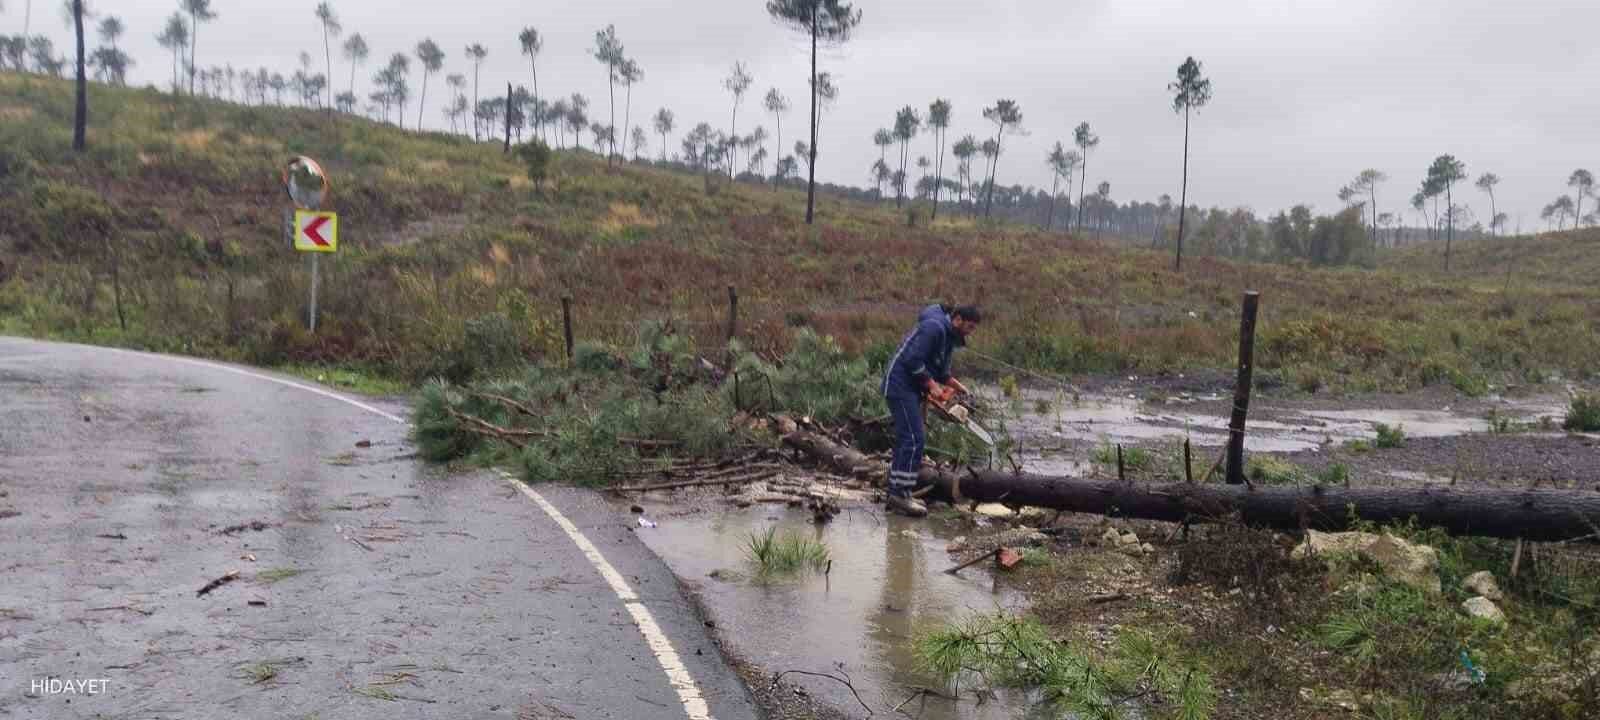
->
[[2, 73, 1597, 392]]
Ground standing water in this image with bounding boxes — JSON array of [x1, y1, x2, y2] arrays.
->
[[636, 504, 1042, 719]]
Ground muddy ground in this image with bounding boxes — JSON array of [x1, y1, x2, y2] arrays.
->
[[618, 376, 1599, 720]]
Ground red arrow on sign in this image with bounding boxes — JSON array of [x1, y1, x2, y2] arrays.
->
[[303, 216, 331, 246]]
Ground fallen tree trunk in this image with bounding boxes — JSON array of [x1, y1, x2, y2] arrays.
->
[[783, 430, 1600, 542]]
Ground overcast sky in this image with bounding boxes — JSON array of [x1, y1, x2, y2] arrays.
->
[[22, 0, 1600, 227]]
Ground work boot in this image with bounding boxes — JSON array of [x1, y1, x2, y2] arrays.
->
[[885, 491, 928, 518]]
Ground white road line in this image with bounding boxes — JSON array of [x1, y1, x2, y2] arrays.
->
[[502, 472, 714, 720], [97, 345, 716, 720], [101, 347, 406, 424]]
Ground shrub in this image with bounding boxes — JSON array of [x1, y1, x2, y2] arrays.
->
[[1564, 394, 1600, 432], [1374, 422, 1406, 449], [462, 312, 524, 376], [514, 139, 553, 183]]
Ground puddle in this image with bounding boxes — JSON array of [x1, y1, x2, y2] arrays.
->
[[987, 388, 1570, 471], [1384, 470, 1455, 485], [637, 505, 1037, 719]]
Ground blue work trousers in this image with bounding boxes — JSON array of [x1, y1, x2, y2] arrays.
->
[[886, 390, 925, 494]]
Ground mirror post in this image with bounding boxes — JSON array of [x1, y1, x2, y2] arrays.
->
[[309, 253, 319, 333]]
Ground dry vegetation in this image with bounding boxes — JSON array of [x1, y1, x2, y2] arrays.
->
[[2, 71, 1599, 397]]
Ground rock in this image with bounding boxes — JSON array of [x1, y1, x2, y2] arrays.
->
[[1018, 507, 1053, 525], [1100, 528, 1122, 547], [997, 547, 1023, 569], [1293, 530, 1441, 595], [1298, 687, 1361, 712], [1463, 570, 1503, 601], [946, 536, 969, 553], [1462, 596, 1506, 625], [1140, 543, 1155, 555], [1117, 542, 1146, 557], [975, 503, 1014, 518], [1116, 531, 1140, 548]]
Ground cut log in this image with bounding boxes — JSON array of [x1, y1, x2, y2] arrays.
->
[[783, 429, 1600, 542]]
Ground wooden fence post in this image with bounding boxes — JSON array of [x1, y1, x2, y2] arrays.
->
[[725, 286, 738, 346], [1225, 291, 1261, 485], [561, 296, 574, 363]]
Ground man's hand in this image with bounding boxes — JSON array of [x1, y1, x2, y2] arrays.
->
[[926, 383, 957, 405], [947, 377, 971, 397]]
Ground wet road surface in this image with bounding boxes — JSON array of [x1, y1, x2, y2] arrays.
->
[[0, 337, 758, 719]]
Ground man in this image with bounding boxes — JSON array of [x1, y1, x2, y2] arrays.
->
[[879, 304, 981, 517]]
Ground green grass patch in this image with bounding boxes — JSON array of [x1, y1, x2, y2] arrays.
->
[[1317, 463, 1351, 486], [743, 527, 830, 578], [1247, 455, 1303, 485], [256, 567, 303, 584], [1092, 440, 1153, 471]]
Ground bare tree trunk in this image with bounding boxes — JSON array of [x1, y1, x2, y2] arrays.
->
[[1045, 172, 1058, 230], [1488, 190, 1497, 237], [472, 63, 480, 142], [896, 139, 907, 208], [932, 127, 945, 220], [983, 130, 1002, 218], [503, 83, 512, 154], [1077, 153, 1089, 231], [1175, 106, 1189, 271], [417, 71, 429, 131], [783, 430, 1600, 542], [188, 9, 198, 95], [1445, 183, 1454, 271], [529, 57, 540, 142], [608, 64, 617, 166], [72, 0, 86, 152], [322, 24, 333, 112], [623, 82, 633, 162], [803, 6, 818, 225]]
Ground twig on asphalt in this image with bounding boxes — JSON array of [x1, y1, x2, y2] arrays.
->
[[196, 569, 241, 597]]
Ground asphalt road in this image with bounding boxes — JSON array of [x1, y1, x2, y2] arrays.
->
[[0, 337, 760, 720]]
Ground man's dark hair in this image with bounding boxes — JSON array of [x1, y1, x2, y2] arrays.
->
[[952, 305, 982, 323]]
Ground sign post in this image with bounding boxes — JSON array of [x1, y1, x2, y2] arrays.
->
[[282, 156, 335, 332]]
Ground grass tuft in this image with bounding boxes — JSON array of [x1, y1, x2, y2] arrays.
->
[[743, 527, 831, 578]]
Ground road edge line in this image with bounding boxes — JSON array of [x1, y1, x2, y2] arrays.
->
[[498, 471, 714, 720]]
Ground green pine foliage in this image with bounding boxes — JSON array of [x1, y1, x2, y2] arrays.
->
[[916, 613, 1216, 720]]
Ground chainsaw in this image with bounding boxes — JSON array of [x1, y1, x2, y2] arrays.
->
[[927, 392, 996, 447]]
